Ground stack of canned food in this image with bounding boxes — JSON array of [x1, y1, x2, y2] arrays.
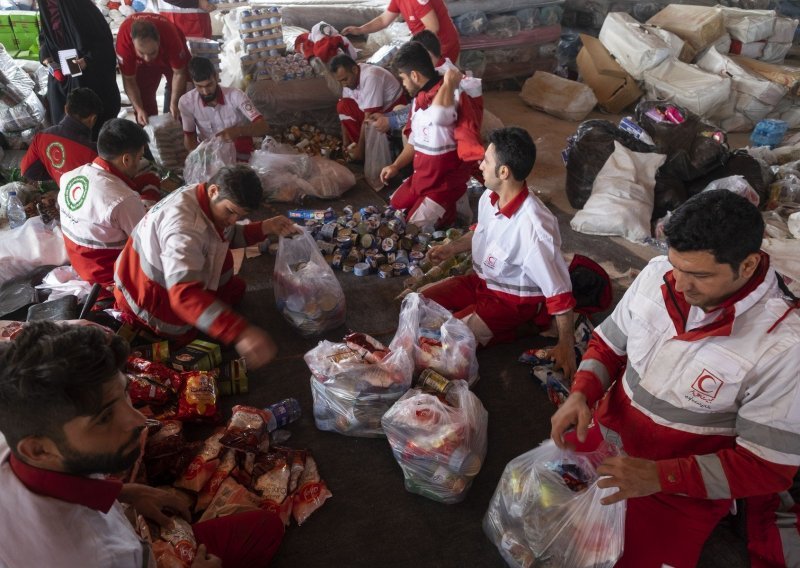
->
[[238, 6, 286, 78]]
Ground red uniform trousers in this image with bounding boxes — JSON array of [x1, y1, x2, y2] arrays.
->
[[161, 11, 212, 39], [746, 489, 800, 568], [336, 93, 406, 143], [137, 62, 174, 118], [421, 272, 550, 345], [193, 509, 284, 567]]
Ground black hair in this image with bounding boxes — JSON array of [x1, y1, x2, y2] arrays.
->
[[488, 127, 537, 182], [97, 118, 150, 160], [393, 41, 436, 80], [188, 56, 216, 83], [663, 189, 765, 272], [131, 19, 159, 42], [411, 30, 441, 59], [209, 164, 263, 210], [329, 54, 357, 74], [0, 322, 129, 454], [65, 87, 103, 120]]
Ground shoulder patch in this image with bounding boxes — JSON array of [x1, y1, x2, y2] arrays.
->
[[46, 141, 66, 169], [64, 175, 90, 211]]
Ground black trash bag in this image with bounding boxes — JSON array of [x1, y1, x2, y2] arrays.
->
[[635, 100, 729, 182], [686, 150, 770, 207], [565, 119, 655, 209], [653, 172, 688, 220]]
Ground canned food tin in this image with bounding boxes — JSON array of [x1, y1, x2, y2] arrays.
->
[[353, 262, 370, 276], [378, 264, 393, 278]]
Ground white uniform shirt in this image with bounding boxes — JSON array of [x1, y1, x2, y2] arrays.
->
[[343, 64, 403, 112], [179, 86, 262, 142]]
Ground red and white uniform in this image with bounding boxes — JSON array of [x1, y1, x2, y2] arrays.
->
[[179, 86, 263, 161], [422, 187, 575, 345], [387, 0, 460, 63], [114, 184, 266, 344], [571, 254, 800, 568], [116, 13, 189, 118], [58, 158, 146, 287], [390, 79, 472, 230], [21, 115, 97, 184], [337, 63, 404, 143], [156, 0, 212, 39], [0, 441, 284, 567]]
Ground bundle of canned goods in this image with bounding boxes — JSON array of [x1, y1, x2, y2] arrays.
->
[[252, 53, 316, 82], [186, 38, 221, 73], [239, 6, 286, 62], [381, 376, 488, 504], [290, 204, 466, 280]]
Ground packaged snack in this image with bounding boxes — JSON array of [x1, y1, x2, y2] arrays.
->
[[198, 476, 261, 522], [195, 449, 236, 513], [129, 341, 170, 362], [253, 451, 292, 525], [174, 432, 224, 492], [219, 405, 274, 453], [170, 339, 222, 372], [145, 420, 184, 459], [343, 332, 390, 363], [127, 357, 183, 392], [176, 371, 220, 422], [159, 517, 196, 567], [152, 540, 186, 568], [292, 453, 332, 525], [217, 358, 248, 396], [127, 373, 173, 407]]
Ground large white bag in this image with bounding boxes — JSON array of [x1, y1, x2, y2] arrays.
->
[[721, 7, 776, 43], [0, 217, 69, 285], [598, 12, 673, 81], [183, 137, 237, 186], [570, 141, 666, 242], [643, 58, 732, 119]]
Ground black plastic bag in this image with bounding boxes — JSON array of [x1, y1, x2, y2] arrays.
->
[[653, 172, 689, 220], [565, 120, 655, 209], [687, 150, 771, 207]]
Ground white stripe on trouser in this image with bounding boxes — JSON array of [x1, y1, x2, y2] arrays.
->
[[339, 114, 356, 121], [408, 197, 446, 233], [461, 312, 493, 347]]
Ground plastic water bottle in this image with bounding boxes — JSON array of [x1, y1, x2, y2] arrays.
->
[[6, 191, 26, 229]]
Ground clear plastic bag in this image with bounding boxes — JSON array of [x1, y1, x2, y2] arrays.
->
[[393, 293, 479, 385], [144, 114, 188, 171], [382, 380, 488, 504], [183, 137, 237, 186], [455, 11, 490, 37], [702, 175, 760, 206], [305, 322, 416, 438], [364, 122, 392, 191], [487, 15, 522, 38], [274, 228, 346, 337], [0, 92, 46, 133], [0, 43, 34, 106], [249, 148, 354, 201], [307, 156, 356, 199], [484, 439, 626, 568]]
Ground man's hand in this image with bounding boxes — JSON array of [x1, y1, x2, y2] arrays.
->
[[426, 242, 455, 265], [118, 484, 190, 528], [170, 101, 181, 122], [263, 215, 300, 237], [550, 340, 577, 381], [442, 68, 464, 90], [75, 57, 87, 71], [550, 392, 592, 449], [134, 106, 149, 126], [217, 126, 239, 142], [191, 544, 222, 568], [380, 164, 399, 185], [596, 456, 661, 505], [235, 325, 278, 369], [198, 0, 216, 12], [366, 113, 390, 134], [341, 25, 360, 35]]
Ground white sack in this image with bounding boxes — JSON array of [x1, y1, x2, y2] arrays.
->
[[599, 12, 673, 81], [644, 58, 732, 118], [0, 217, 69, 285], [722, 7, 776, 43]]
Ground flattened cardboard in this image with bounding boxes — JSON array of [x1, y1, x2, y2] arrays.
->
[[576, 34, 643, 114]]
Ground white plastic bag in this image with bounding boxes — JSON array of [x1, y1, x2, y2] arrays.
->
[[703, 175, 760, 207], [643, 58, 732, 119], [274, 228, 346, 337], [0, 216, 69, 285], [483, 439, 626, 568], [364, 122, 391, 191], [184, 137, 237, 185], [571, 142, 666, 242], [35, 266, 92, 302], [393, 292, 479, 385], [306, 157, 355, 199], [382, 380, 488, 504], [249, 149, 354, 201]]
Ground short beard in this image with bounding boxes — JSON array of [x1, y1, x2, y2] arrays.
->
[[59, 426, 144, 476], [200, 89, 218, 103]]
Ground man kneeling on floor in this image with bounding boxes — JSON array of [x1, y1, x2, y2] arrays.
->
[[422, 127, 577, 377], [114, 164, 298, 369], [0, 321, 284, 567]]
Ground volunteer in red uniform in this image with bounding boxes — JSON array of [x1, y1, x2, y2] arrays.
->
[[330, 55, 404, 161], [0, 321, 284, 568], [551, 190, 800, 568], [116, 13, 190, 126], [341, 0, 459, 63], [180, 57, 268, 162], [423, 127, 577, 375], [57, 119, 149, 290], [380, 42, 474, 231], [114, 165, 298, 370], [156, 0, 215, 40], [22, 88, 102, 184]]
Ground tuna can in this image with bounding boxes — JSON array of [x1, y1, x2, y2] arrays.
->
[[432, 230, 447, 241], [360, 234, 375, 249], [381, 237, 396, 253], [392, 262, 407, 276], [353, 262, 370, 276], [320, 222, 338, 240], [378, 264, 393, 278]]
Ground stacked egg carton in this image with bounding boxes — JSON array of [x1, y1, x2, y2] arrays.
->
[[187, 37, 222, 73], [238, 6, 286, 79]]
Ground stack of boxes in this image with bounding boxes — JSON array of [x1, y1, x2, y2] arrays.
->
[[0, 10, 39, 61], [237, 6, 289, 80]]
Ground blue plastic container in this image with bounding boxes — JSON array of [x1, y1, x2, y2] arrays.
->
[[750, 119, 789, 149]]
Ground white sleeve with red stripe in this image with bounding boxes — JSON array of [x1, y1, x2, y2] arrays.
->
[[522, 234, 575, 316]]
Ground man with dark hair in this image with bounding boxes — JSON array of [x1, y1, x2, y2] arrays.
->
[[57, 118, 150, 290], [380, 42, 478, 231], [116, 13, 190, 126], [114, 165, 299, 370], [0, 321, 284, 567], [424, 127, 576, 370], [155, 0, 215, 39], [551, 190, 800, 567], [180, 57, 268, 161], [22, 87, 103, 184], [330, 54, 404, 161], [37, 0, 121, 138], [341, 0, 459, 63]]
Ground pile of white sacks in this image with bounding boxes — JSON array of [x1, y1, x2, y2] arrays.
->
[[597, 5, 800, 132]]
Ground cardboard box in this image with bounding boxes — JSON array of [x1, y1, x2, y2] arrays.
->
[[129, 341, 171, 363], [731, 55, 800, 97], [170, 339, 222, 371], [576, 34, 643, 114], [217, 358, 248, 395]]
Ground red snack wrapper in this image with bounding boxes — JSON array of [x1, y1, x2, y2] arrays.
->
[[219, 405, 273, 453], [344, 332, 390, 363], [145, 420, 184, 459], [159, 517, 196, 567], [127, 357, 183, 392], [152, 541, 185, 568], [0, 321, 25, 341], [195, 449, 236, 513], [176, 371, 220, 422], [175, 432, 224, 492], [198, 476, 261, 523], [292, 453, 332, 525], [254, 451, 292, 525], [127, 373, 172, 407]]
